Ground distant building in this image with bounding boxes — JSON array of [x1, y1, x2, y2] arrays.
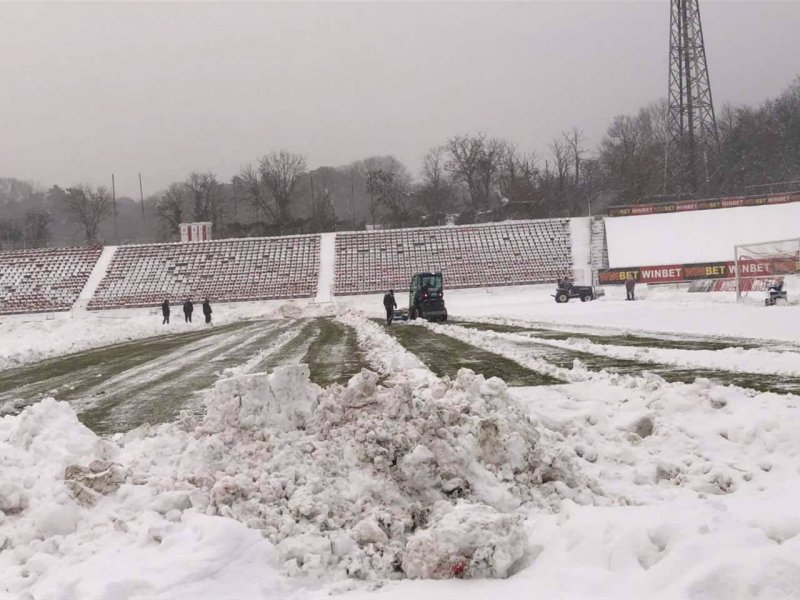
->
[[179, 222, 212, 243]]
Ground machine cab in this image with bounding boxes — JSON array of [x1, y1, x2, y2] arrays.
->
[[409, 272, 447, 321]]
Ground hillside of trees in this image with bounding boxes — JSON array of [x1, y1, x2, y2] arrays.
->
[[1, 77, 798, 249]]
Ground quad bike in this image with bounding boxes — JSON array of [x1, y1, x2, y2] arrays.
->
[[553, 280, 604, 303]]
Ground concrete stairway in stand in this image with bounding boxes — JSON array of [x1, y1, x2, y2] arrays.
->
[[589, 217, 609, 284]]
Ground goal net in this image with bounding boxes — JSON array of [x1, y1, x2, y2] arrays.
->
[[734, 238, 800, 301]]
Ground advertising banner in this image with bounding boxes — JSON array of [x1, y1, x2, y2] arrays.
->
[[688, 278, 779, 293], [598, 258, 792, 285], [608, 192, 800, 218]]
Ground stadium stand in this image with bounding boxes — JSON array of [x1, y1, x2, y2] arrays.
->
[[334, 220, 572, 295], [88, 236, 320, 309], [0, 246, 102, 314]]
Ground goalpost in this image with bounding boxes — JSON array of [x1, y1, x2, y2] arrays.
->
[[734, 238, 800, 302]]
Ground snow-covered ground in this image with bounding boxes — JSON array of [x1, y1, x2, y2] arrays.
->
[[605, 202, 800, 266], [2, 287, 800, 599], [340, 283, 800, 343], [0, 299, 331, 371]]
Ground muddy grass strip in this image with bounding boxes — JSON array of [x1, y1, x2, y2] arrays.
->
[[251, 317, 369, 386], [302, 318, 369, 387], [446, 323, 800, 395], [376, 320, 560, 386], [451, 320, 761, 352], [79, 320, 295, 434], [0, 320, 254, 397]]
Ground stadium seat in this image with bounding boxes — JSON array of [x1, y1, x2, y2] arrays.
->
[[332, 220, 572, 295], [0, 246, 102, 314], [87, 236, 320, 309]]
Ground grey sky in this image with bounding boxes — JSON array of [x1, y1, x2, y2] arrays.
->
[[1, 1, 799, 197]]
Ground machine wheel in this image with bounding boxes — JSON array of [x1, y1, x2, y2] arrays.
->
[[580, 294, 590, 302], [440, 310, 448, 322], [410, 307, 417, 320], [555, 292, 569, 304]]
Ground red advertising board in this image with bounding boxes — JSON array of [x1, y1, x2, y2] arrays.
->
[[608, 192, 800, 218], [688, 278, 779, 293], [599, 258, 797, 285]]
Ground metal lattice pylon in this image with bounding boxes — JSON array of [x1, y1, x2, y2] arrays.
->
[[666, 0, 719, 192]]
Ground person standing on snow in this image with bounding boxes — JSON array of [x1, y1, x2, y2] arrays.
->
[[202, 298, 212, 324], [383, 289, 397, 325], [625, 275, 636, 301], [161, 299, 170, 324], [183, 299, 194, 322]]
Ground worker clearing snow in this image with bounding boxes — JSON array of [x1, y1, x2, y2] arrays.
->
[[383, 290, 397, 325]]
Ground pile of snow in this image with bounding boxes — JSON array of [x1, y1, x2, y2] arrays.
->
[[339, 311, 431, 381], [189, 366, 593, 579], [0, 365, 594, 597]]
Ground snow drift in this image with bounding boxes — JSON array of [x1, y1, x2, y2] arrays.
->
[[0, 365, 594, 598]]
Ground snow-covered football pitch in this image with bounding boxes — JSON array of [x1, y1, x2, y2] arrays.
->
[[2, 285, 800, 599]]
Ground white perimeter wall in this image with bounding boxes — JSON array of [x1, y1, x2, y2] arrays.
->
[[605, 202, 800, 267], [569, 217, 591, 284]]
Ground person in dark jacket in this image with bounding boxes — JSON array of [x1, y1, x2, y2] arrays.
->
[[183, 299, 194, 322], [202, 298, 212, 324], [625, 275, 636, 301], [383, 290, 397, 325], [161, 299, 170, 324]]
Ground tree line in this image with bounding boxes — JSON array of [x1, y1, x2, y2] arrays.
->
[[1, 77, 798, 249]]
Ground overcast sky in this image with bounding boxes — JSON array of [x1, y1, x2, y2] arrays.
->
[[2, 1, 799, 197]]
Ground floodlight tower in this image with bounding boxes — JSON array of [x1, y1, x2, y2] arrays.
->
[[666, 0, 719, 193]]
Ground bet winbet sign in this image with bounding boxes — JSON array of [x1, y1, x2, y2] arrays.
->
[[598, 258, 792, 285]]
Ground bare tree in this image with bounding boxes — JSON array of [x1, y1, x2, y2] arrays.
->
[[22, 211, 50, 248], [365, 167, 414, 227], [563, 128, 585, 186], [599, 106, 666, 201], [232, 164, 275, 225], [61, 184, 112, 245], [498, 148, 539, 206], [445, 134, 487, 209], [478, 136, 510, 208], [155, 183, 187, 235], [258, 150, 307, 228], [311, 184, 336, 232], [0, 219, 22, 249], [445, 133, 508, 210], [419, 146, 454, 214], [184, 172, 223, 223], [549, 136, 574, 191]]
